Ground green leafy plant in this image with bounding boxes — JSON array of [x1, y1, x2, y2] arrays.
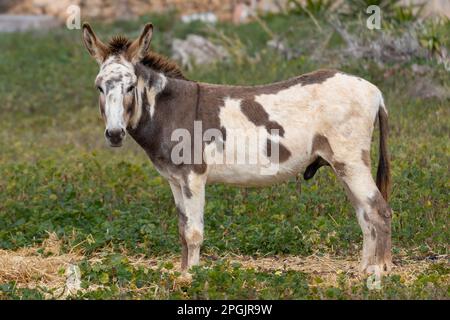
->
[[418, 20, 447, 57]]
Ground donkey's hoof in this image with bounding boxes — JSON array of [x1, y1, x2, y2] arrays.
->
[[360, 261, 392, 274]]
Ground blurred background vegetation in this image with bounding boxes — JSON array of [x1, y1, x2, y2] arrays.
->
[[0, 0, 448, 299]]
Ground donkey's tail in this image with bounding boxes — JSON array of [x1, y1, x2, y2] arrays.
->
[[376, 99, 391, 201]]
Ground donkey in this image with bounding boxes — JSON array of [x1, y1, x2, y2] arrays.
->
[[82, 23, 393, 274]]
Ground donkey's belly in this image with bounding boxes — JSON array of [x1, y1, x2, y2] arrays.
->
[[206, 156, 311, 187]]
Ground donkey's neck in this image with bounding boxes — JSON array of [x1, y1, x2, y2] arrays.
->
[[127, 76, 199, 162]]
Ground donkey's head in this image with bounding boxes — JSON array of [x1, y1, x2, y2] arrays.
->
[[82, 23, 154, 147]]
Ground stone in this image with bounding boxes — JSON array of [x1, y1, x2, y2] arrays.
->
[[181, 12, 218, 24], [171, 34, 229, 69]]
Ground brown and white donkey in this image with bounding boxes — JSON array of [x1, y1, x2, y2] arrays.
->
[[82, 23, 393, 274]]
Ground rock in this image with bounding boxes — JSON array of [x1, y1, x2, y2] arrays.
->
[[369, 31, 427, 63], [172, 34, 228, 69], [267, 38, 302, 60], [409, 77, 449, 100], [402, 0, 450, 19], [0, 14, 60, 32], [330, 17, 428, 64], [411, 63, 432, 75], [181, 12, 217, 24], [233, 0, 288, 24], [65, 264, 81, 295], [0, 0, 16, 12], [233, 2, 253, 24]]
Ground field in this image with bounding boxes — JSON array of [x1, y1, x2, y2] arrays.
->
[[0, 10, 449, 299]]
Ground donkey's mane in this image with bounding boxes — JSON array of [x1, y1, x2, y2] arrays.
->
[[107, 36, 187, 80], [141, 52, 187, 80]]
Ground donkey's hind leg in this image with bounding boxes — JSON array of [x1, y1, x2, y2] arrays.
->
[[332, 161, 392, 274], [311, 134, 392, 272]]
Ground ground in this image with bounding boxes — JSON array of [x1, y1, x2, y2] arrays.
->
[[0, 11, 448, 299]]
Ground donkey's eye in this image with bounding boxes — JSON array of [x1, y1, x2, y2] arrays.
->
[[127, 85, 135, 93], [97, 86, 104, 94]]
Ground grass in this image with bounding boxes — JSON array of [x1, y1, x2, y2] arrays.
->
[[0, 11, 449, 299]]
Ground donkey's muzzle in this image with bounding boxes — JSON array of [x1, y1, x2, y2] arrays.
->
[[105, 128, 125, 147]]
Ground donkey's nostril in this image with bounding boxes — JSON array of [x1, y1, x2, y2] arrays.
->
[[105, 128, 125, 143]]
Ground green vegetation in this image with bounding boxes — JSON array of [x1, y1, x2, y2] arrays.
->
[[0, 8, 448, 299]]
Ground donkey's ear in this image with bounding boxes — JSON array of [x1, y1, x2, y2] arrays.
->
[[82, 22, 107, 64], [131, 23, 153, 63]]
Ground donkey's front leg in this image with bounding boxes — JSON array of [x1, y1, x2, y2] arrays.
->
[[179, 173, 206, 271], [169, 181, 189, 270]]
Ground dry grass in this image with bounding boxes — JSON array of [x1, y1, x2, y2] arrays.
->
[[0, 233, 83, 297], [0, 233, 447, 297]]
